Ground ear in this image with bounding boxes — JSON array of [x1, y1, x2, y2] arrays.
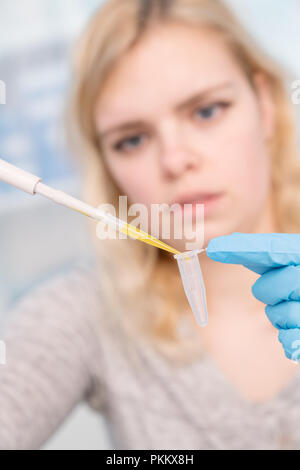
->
[[252, 72, 276, 140]]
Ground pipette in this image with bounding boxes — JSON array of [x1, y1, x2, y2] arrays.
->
[[0, 158, 180, 255], [0, 157, 209, 326]]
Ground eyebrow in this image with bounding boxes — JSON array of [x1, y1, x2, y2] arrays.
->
[[98, 81, 235, 139]]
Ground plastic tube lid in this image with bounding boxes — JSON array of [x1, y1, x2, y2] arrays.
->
[[174, 249, 208, 326]]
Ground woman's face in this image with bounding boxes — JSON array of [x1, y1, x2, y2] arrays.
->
[[94, 22, 275, 251]]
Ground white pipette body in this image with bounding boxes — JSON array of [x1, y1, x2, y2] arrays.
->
[[0, 157, 125, 231], [0, 157, 41, 195]]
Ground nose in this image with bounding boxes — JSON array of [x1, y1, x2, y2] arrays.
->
[[158, 124, 201, 178]]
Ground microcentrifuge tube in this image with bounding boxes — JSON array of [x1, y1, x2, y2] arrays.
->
[[174, 249, 208, 326]]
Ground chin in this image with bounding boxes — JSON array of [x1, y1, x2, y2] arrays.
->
[[201, 221, 240, 248], [164, 217, 242, 252]]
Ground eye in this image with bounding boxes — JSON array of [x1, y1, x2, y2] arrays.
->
[[194, 102, 230, 121], [113, 134, 145, 153]]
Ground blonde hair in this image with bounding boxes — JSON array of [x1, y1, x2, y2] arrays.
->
[[67, 0, 300, 364]]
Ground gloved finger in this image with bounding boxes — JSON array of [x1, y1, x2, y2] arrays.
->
[[252, 265, 300, 305], [206, 232, 300, 274], [278, 328, 300, 361], [265, 301, 300, 329]]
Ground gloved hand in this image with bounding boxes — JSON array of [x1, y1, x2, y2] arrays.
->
[[206, 232, 300, 362]]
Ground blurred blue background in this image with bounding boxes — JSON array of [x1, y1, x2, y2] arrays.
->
[[0, 0, 300, 450]]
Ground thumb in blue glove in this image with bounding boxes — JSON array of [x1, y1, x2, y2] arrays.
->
[[206, 232, 300, 362]]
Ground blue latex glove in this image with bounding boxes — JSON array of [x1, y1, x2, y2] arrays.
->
[[206, 232, 300, 362]]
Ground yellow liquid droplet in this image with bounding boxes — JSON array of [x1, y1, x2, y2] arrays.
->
[[121, 223, 181, 255]]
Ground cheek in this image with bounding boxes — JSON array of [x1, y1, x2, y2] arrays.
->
[[225, 134, 270, 198], [104, 157, 160, 205], [215, 103, 271, 205]]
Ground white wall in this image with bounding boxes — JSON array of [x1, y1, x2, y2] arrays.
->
[[0, 0, 103, 55], [226, 0, 300, 75]]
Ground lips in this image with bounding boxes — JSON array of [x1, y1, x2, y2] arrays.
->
[[173, 191, 223, 206]]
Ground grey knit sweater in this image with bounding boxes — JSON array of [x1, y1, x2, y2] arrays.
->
[[1, 263, 300, 450]]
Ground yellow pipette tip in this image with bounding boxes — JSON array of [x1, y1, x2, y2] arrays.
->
[[120, 223, 181, 255]]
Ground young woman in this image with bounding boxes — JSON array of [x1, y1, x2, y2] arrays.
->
[[1, 0, 300, 450]]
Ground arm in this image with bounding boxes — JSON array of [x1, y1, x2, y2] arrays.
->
[[0, 267, 99, 450]]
